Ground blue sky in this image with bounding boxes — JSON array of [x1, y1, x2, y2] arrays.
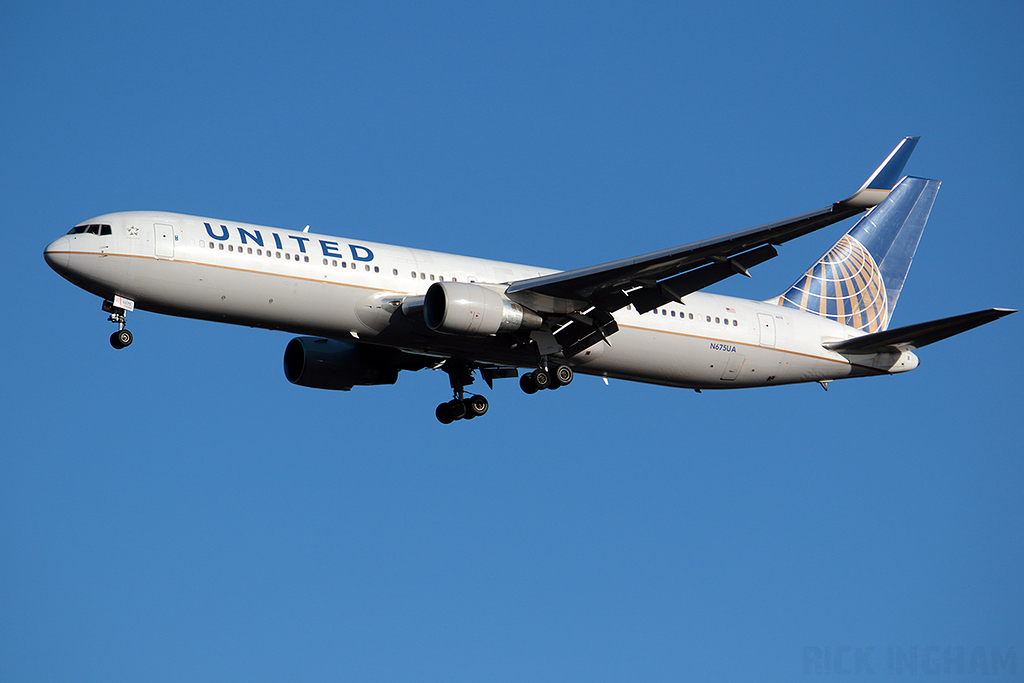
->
[[2, 2, 1022, 681]]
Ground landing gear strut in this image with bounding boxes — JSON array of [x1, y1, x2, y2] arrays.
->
[[103, 299, 133, 349], [435, 359, 490, 424]]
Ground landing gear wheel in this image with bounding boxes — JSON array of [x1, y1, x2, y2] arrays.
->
[[532, 370, 552, 391], [436, 402, 456, 424], [554, 365, 573, 387], [465, 394, 489, 418], [110, 329, 133, 349], [448, 398, 467, 421], [520, 372, 539, 395]]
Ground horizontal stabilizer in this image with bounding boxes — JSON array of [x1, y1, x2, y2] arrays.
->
[[823, 308, 1016, 354]]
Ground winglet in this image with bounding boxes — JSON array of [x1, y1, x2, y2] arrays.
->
[[840, 136, 920, 209]]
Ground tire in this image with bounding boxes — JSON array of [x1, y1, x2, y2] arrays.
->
[[117, 329, 133, 347], [449, 399, 467, 420], [466, 394, 489, 417], [436, 402, 455, 424], [520, 372, 539, 395], [532, 370, 551, 391], [554, 365, 573, 387]]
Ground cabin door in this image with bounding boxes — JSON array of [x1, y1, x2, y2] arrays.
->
[[155, 223, 175, 259], [757, 313, 776, 348]]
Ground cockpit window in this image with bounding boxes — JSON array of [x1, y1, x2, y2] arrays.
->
[[67, 224, 112, 235]]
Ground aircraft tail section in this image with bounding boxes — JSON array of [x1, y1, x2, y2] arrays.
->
[[772, 176, 940, 332]]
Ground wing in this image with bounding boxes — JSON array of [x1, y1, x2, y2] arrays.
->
[[505, 137, 921, 356]]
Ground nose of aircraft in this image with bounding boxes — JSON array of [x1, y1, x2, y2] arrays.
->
[[44, 236, 71, 274]]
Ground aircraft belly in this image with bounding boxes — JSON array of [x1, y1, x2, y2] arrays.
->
[[577, 324, 856, 389]]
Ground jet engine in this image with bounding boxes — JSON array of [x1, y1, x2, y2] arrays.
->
[[283, 337, 399, 390], [423, 282, 543, 335]]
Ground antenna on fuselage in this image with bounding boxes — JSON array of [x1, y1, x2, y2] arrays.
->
[[303, 225, 310, 233]]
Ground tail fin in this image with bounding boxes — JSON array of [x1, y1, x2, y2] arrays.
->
[[771, 176, 941, 332]]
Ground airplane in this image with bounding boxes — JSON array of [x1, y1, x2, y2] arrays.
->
[[43, 137, 1015, 424]]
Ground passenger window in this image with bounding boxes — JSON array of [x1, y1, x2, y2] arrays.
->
[[219, 243, 224, 250], [421, 273, 426, 279], [393, 269, 399, 276], [374, 266, 379, 273], [411, 271, 416, 278], [257, 249, 262, 255], [715, 317, 720, 323], [706, 316, 710, 322], [723, 318, 728, 325], [304, 256, 309, 262], [210, 242, 215, 249], [430, 274, 435, 281], [276, 252, 281, 258], [689, 313, 693, 319], [366, 265, 371, 272], [332, 260, 338, 267], [248, 248, 253, 254], [671, 311, 675, 317], [228, 245, 234, 252], [733, 320, 738, 326]]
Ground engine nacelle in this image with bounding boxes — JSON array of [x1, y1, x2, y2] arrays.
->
[[423, 282, 543, 335], [283, 337, 398, 390]]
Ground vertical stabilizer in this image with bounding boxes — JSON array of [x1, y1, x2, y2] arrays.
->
[[772, 176, 940, 332]]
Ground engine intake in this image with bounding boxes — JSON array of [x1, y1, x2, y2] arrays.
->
[[283, 337, 399, 390], [423, 282, 543, 335]]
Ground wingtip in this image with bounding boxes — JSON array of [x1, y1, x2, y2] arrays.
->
[[838, 137, 922, 209]]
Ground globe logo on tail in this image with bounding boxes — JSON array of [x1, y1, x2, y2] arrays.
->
[[776, 235, 888, 333]]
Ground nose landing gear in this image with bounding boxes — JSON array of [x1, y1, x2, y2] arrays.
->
[[103, 297, 134, 349]]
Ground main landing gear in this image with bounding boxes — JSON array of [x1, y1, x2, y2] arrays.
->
[[435, 359, 489, 425], [435, 394, 489, 424], [432, 360, 574, 424], [103, 299, 133, 349], [519, 364, 573, 394]]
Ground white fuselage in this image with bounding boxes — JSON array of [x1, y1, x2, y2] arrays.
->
[[45, 211, 919, 390]]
